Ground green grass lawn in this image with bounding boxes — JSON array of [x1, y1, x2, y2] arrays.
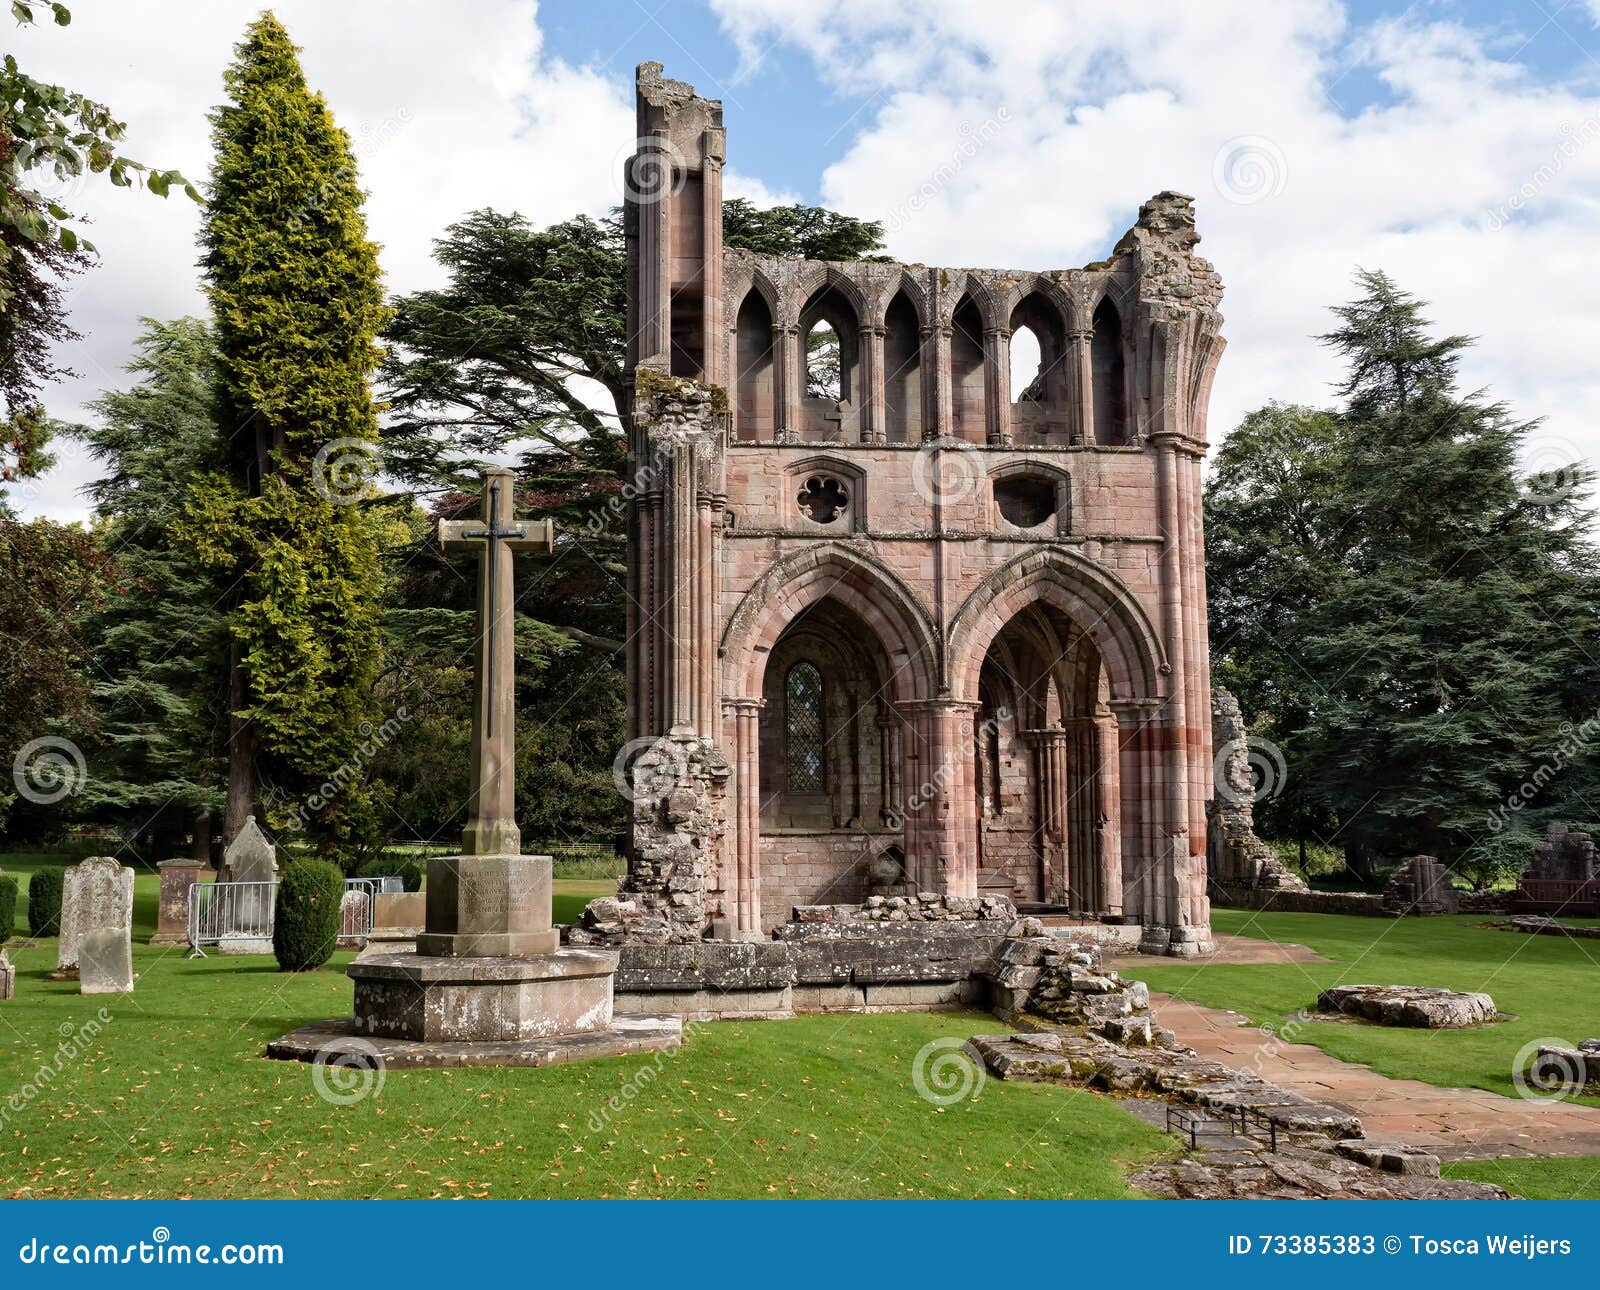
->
[[1138, 907, 1600, 1199], [1441, 1155, 1600, 1199], [0, 938, 1173, 1199], [1137, 908, 1600, 1099], [0, 850, 1171, 1199]]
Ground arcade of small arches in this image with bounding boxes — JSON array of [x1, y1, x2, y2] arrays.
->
[[729, 271, 1134, 450], [720, 550, 1159, 930]]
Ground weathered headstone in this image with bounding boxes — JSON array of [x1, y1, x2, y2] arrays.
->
[[220, 817, 277, 954], [79, 926, 134, 995], [336, 888, 370, 949], [56, 857, 135, 977], [153, 857, 213, 946], [0, 949, 14, 1001]]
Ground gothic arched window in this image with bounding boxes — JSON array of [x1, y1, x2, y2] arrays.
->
[[785, 661, 826, 793]]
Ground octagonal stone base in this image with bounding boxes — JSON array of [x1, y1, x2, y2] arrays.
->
[[349, 949, 618, 1043], [266, 1013, 682, 1070]]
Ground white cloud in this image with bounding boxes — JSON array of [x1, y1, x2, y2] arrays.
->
[[710, 0, 1600, 486], [12, 0, 631, 520], [16, 0, 1600, 520]]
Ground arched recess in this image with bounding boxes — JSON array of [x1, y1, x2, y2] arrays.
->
[[950, 292, 988, 443], [734, 287, 775, 441], [988, 459, 1072, 535], [798, 281, 864, 439], [1091, 297, 1129, 445], [883, 290, 923, 444], [1009, 290, 1070, 441], [720, 543, 940, 704], [946, 548, 1166, 706]]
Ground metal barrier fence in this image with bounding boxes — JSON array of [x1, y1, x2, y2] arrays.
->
[[188, 877, 385, 957]]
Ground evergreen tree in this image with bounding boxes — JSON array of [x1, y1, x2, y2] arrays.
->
[[1249, 271, 1595, 871], [70, 317, 227, 851], [184, 15, 388, 858]]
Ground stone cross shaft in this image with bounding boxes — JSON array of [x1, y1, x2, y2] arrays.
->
[[440, 467, 554, 857]]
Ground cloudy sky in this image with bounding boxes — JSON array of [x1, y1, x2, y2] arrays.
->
[[13, 0, 1600, 519]]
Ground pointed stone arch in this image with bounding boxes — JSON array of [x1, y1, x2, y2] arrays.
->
[[720, 543, 940, 702], [947, 548, 1167, 705]]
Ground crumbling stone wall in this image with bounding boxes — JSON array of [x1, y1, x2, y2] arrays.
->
[[1524, 823, 1599, 882], [571, 733, 728, 946], [1206, 688, 1306, 899]]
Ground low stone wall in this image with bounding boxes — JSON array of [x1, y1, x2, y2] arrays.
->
[[1216, 884, 1507, 919], [611, 919, 1011, 1020], [1492, 915, 1600, 941], [1213, 886, 1397, 918]]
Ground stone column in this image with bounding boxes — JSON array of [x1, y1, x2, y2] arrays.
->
[[726, 697, 765, 938], [984, 326, 1012, 446], [775, 323, 801, 439], [930, 324, 954, 439], [1027, 728, 1070, 904], [634, 132, 671, 370], [699, 128, 726, 386], [1070, 327, 1093, 445], [877, 706, 900, 827], [1095, 707, 1123, 917], [861, 323, 886, 444], [904, 699, 980, 897], [1152, 433, 1191, 946]]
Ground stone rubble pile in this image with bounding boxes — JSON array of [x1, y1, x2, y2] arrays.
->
[[1316, 984, 1498, 1029], [1530, 1038, 1600, 1088], [986, 936, 1171, 1046]]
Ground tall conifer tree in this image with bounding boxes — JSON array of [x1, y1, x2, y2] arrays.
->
[[185, 15, 387, 858]]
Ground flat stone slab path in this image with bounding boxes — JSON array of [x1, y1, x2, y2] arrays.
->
[[1151, 993, 1600, 1160], [1104, 932, 1329, 969]]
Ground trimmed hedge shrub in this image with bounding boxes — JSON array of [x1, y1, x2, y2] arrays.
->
[[273, 860, 344, 972], [28, 866, 64, 937], [358, 852, 424, 892], [0, 875, 17, 945]]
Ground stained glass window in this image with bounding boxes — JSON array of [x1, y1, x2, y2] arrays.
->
[[785, 661, 826, 793]]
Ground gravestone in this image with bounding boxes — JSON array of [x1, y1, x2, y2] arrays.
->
[[337, 888, 370, 949], [79, 926, 134, 995], [153, 857, 213, 946], [56, 857, 135, 978], [0, 949, 14, 1001], [220, 817, 277, 954]]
